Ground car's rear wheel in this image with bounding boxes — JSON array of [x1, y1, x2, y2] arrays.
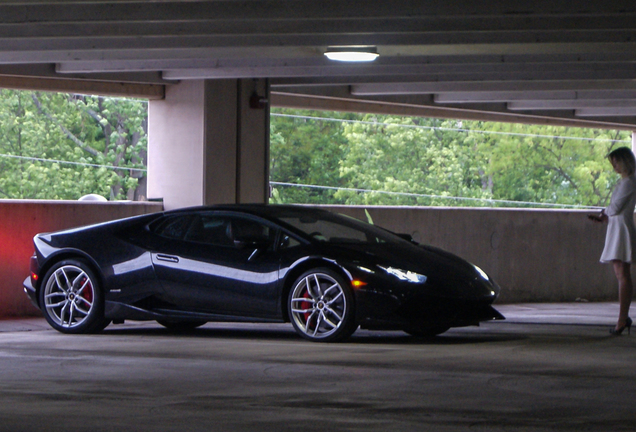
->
[[288, 269, 357, 342], [39, 260, 108, 334]]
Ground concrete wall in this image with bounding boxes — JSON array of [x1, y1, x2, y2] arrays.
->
[[148, 80, 206, 209], [322, 205, 616, 304], [148, 79, 270, 210], [0, 200, 163, 318], [0, 202, 618, 319]]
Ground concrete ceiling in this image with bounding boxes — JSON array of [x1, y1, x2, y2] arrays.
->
[[2, 0, 636, 129]]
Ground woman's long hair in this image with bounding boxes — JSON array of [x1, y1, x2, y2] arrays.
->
[[608, 147, 636, 176]]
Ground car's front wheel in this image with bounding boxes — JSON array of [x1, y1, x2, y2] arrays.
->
[[39, 260, 108, 334], [288, 269, 357, 342]]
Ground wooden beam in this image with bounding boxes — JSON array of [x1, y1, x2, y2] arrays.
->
[[271, 91, 636, 131], [0, 75, 165, 99]]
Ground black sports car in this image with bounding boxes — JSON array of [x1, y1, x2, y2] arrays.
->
[[24, 204, 503, 342]]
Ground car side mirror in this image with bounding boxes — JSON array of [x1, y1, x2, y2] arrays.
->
[[395, 233, 419, 245]]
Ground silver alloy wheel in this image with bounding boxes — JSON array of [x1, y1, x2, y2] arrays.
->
[[43, 264, 95, 329], [290, 272, 347, 339]]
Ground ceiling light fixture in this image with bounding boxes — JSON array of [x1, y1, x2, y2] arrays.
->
[[324, 46, 379, 62]]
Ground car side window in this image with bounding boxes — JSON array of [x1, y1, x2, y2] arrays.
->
[[184, 214, 276, 249], [151, 215, 193, 240], [184, 215, 233, 246]]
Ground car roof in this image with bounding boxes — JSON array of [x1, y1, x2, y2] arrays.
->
[[163, 204, 331, 219]]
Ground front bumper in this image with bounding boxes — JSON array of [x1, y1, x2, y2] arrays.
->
[[355, 285, 504, 331]]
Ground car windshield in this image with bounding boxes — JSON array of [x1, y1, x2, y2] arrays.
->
[[278, 211, 408, 245]]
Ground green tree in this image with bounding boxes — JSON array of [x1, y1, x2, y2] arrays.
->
[[468, 122, 628, 207], [0, 90, 147, 200], [335, 115, 493, 206], [270, 109, 353, 204], [269, 108, 630, 208], [1, 98, 627, 208]]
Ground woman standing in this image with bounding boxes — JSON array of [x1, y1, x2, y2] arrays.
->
[[593, 147, 636, 335]]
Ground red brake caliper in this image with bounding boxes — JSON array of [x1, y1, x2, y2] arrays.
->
[[301, 290, 312, 328], [81, 277, 93, 304]]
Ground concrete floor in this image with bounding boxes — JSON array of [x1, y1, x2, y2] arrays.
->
[[0, 303, 635, 432]]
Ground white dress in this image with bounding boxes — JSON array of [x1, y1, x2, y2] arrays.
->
[[600, 175, 636, 263]]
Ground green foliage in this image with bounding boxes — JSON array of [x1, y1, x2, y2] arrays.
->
[[0, 90, 147, 200], [470, 122, 626, 207], [270, 108, 631, 208], [270, 110, 353, 204], [0, 96, 627, 208], [335, 115, 493, 206]]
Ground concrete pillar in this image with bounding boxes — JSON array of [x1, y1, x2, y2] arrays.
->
[[147, 79, 270, 210]]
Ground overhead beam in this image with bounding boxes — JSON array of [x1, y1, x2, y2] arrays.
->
[[576, 108, 636, 117], [0, 63, 174, 85], [271, 91, 636, 131], [157, 59, 636, 81], [4, 41, 636, 67], [0, 0, 633, 39], [0, 75, 165, 99], [0, 47, 322, 65], [52, 52, 636, 75], [0, 0, 633, 23], [1, 0, 634, 18], [435, 89, 636, 103], [351, 80, 636, 96], [435, 91, 578, 103], [509, 99, 636, 111]]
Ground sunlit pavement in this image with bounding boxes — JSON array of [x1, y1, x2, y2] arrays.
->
[[0, 303, 634, 432]]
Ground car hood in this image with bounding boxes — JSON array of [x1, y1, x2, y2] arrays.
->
[[318, 241, 499, 299]]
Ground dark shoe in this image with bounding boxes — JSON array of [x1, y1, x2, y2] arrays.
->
[[610, 317, 632, 335]]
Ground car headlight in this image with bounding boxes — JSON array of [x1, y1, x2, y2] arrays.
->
[[378, 266, 427, 284], [473, 265, 490, 281]]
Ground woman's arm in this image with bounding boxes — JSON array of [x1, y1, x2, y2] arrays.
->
[[607, 179, 636, 216], [589, 209, 608, 223]]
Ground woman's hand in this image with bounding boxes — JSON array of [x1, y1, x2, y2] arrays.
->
[[588, 210, 607, 223]]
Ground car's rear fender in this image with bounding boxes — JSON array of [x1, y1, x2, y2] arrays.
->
[[32, 248, 104, 307]]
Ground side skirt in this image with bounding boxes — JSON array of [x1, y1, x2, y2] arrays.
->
[[104, 301, 284, 323]]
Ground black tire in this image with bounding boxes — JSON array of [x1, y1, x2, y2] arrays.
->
[[157, 320, 207, 331], [288, 268, 357, 342], [39, 259, 108, 334]]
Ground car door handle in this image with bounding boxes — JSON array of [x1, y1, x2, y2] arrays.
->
[[156, 254, 180, 263]]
